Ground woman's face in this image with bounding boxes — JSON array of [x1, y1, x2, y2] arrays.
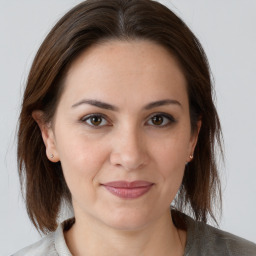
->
[[39, 40, 200, 230]]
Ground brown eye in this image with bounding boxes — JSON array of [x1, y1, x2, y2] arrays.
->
[[152, 115, 164, 125], [82, 114, 108, 127], [90, 116, 102, 126], [147, 113, 176, 127]]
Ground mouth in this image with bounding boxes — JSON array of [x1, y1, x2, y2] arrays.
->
[[101, 180, 154, 199]]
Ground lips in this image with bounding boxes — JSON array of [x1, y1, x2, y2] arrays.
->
[[101, 180, 154, 199]]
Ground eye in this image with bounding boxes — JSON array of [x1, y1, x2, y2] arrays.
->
[[81, 114, 109, 127], [147, 113, 176, 127]]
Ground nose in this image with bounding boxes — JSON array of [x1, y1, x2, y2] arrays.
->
[[110, 127, 149, 171]]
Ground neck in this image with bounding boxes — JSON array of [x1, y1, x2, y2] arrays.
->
[[64, 209, 185, 256]]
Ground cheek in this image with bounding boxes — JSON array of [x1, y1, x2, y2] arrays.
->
[[150, 128, 191, 194], [55, 128, 109, 192], [156, 149, 186, 204], [157, 143, 185, 184], [152, 130, 191, 169]]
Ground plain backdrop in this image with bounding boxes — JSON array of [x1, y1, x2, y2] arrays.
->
[[1, 0, 255, 255]]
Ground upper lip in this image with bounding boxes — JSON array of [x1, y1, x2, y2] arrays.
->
[[102, 180, 154, 188]]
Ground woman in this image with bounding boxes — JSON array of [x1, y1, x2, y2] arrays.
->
[[13, 0, 256, 255]]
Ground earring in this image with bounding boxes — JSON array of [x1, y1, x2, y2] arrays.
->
[[50, 154, 54, 159], [186, 154, 194, 166]]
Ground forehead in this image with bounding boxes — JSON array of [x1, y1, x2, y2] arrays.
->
[[61, 39, 188, 110]]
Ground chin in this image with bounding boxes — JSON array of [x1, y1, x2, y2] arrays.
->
[[100, 207, 155, 231]]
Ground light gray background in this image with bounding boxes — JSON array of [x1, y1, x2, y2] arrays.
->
[[1, 0, 255, 255]]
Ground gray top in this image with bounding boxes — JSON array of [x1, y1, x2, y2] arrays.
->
[[12, 215, 256, 256]]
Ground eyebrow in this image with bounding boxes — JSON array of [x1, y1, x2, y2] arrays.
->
[[71, 98, 182, 111]]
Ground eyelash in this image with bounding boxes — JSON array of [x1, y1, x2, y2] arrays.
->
[[81, 113, 176, 129]]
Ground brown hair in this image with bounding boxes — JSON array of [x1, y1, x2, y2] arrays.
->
[[18, 0, 222, 234]]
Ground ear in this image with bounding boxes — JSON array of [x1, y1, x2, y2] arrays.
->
[[32, 110, 60, 162], [187, 119, 202, 163]]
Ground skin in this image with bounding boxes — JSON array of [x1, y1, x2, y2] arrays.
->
[[34, 40, 201, 256]]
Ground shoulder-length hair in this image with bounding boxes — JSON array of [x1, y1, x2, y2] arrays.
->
[[18, 0, 222, 234]]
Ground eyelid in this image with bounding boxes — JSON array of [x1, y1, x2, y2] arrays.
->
[[80, 112, 176, 128], [81, 113, 111, 128], [146, 112, 176, 127]]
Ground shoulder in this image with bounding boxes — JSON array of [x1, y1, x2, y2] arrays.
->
[[185, 215, 256, 256], [12, 218, 74, 256], [11, 232, 57, 256], [202, 224, 256, 256]]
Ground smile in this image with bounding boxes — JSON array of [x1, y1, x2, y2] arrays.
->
[[101, 181, 154, 199]]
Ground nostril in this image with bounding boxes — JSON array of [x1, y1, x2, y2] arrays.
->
[[109, 131, 149, 170], [109, 150, 148, 171]]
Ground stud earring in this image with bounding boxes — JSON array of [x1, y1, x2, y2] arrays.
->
[[189, 155, 193, 160], [50, 154, 54, 159]]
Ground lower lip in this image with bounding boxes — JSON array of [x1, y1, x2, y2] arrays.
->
[[102, 185, 153, 199]]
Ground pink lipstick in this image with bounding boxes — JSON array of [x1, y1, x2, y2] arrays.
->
[[102, 181, 153, 199]]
